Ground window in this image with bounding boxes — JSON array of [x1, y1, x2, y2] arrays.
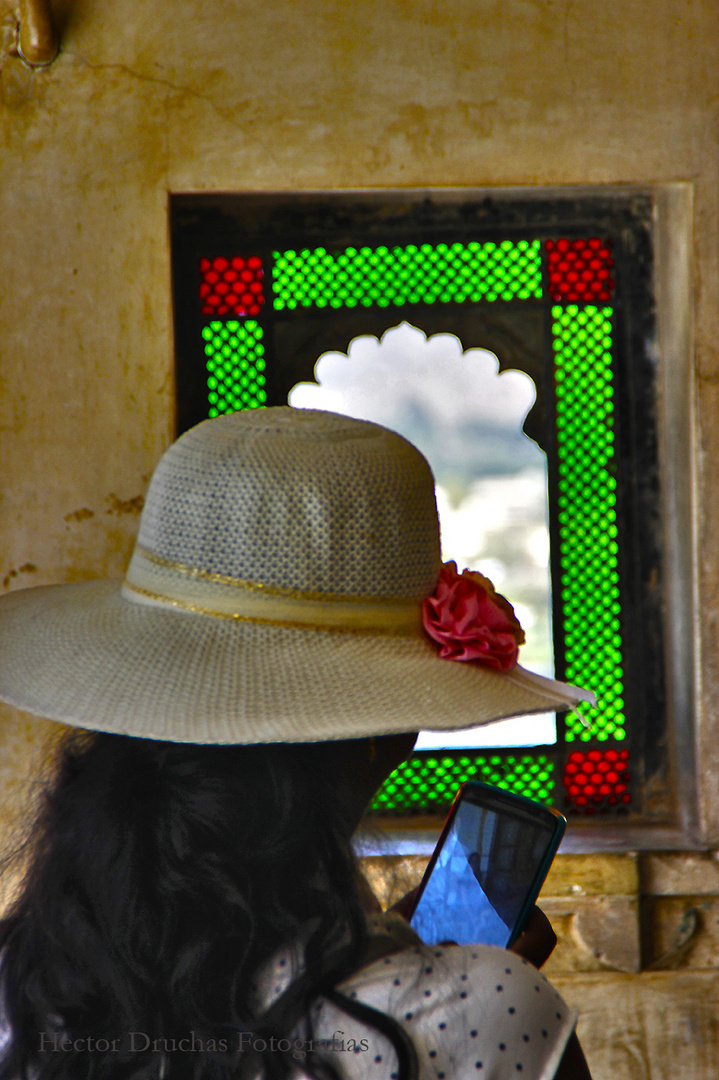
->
[[170, 188, 691, 838]]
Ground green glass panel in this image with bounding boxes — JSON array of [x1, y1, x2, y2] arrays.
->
[[552, 305, 626, 742], [203, 320, 267, 414], [370, 754, 555, 814], [271, 241, 543, 311]]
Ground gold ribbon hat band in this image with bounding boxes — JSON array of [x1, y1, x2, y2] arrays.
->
[[122, 545, 425, 636]]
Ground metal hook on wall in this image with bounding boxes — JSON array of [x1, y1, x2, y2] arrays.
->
[[16, 0, 58, 67]]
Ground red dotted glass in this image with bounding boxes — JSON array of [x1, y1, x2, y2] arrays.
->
[[199, 256, 265, 317], [545, 238, 614, 304], [562, 748, 631, 813]]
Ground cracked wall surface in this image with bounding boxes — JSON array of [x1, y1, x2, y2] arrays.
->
[[0, 1, 718, 1077]]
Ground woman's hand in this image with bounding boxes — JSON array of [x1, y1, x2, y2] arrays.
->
[[389, 893, 557, 969], [387, 887, 419, 920], [509, 905, 557, 968]]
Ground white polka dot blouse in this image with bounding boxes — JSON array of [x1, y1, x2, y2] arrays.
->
[[255, 913, 578, 1080]]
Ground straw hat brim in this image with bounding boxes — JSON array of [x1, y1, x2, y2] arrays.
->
[[0, 581, 579, 744]]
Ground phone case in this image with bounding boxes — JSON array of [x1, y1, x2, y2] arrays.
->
[[408, 781, 566, 947]]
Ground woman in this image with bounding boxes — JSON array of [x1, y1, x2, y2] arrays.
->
[[0, 407, 593, 1080]]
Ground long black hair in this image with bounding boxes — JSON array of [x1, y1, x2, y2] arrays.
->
[[0, 731, 407, 1080]]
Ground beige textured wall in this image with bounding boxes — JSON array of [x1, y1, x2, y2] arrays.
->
[[1, 1, 718, 1077]]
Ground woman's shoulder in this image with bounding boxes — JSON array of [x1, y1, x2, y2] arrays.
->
[[343, 931, 565, 1008], [333, 927, 578, 1080]]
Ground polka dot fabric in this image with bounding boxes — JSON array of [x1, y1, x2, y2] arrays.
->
[[257, 916, 577, 1080], [327, 947, 575, 1080]]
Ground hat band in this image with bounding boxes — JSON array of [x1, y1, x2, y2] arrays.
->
[[121, 546, 425, 636]]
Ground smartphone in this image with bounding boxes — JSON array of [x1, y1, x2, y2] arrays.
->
[[407, 781, 566, 948]]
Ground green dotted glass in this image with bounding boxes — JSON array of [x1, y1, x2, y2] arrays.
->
[[552, 304, 626, 742], [370, 754, 555, 814], [271, 241, 542, 310], [201, 320, 267, 415]]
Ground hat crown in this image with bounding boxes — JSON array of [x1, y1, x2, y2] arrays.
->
[[135, 408, 441, 599]]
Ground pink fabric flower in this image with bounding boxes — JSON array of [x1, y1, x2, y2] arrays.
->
[[422, 561, 526, 671]]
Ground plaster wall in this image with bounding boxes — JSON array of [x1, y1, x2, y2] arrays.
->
[[0, 1, 718, 1077]]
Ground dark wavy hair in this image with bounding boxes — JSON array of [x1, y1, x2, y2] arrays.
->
[[0, 731, 409, 1080]]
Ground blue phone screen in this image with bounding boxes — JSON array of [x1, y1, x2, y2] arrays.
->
[[410, 796, 557, 947]]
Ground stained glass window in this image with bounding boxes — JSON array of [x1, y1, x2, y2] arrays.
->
[[171, 190, 665, 822]]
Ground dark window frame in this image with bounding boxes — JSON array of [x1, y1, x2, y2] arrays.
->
[[170, 187, 695, 849]]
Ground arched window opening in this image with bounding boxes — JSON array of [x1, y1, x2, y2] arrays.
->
[[289, 322, 555, 749]]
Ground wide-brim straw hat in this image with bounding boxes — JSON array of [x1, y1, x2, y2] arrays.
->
[[0, 408, 593, 743]]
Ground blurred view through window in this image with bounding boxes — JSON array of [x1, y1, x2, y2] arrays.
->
[[289, 321, 555, 748]]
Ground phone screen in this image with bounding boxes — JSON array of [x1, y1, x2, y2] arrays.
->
[[409, 789, 563, 948]]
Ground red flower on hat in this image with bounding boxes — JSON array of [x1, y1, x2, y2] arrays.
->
[[422, 561, 526, 671]]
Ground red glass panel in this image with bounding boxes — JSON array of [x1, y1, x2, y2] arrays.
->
[[199, 256, 265, 317], [545, 237, 614, 304], [562, 748, 631, 814]]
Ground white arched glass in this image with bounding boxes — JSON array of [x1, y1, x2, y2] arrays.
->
[[289, 323, 555, 748]]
